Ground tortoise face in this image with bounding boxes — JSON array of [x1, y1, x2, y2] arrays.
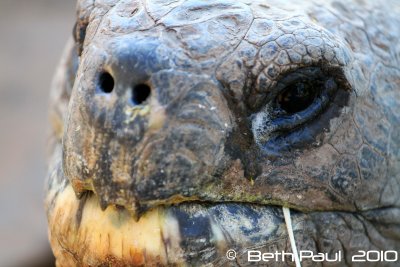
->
[[47, 0, 400, 265]]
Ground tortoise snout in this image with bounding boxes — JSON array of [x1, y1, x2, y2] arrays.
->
[[63, 35, 233, 212], [63, 37, 171, 203]]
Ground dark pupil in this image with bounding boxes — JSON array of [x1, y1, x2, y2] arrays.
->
[[278, 80, 317, 114]]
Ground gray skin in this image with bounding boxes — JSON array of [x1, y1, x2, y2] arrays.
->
[[46, 0, 400, 266]]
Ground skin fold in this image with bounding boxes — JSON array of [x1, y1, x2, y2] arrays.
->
[[46, 0, 400, 266]]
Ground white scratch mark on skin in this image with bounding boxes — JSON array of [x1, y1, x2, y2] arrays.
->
[[283, 207, 301, 267]]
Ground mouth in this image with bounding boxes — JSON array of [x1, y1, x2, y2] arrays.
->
[[58, 142, 344, 265], [47, 182, 301, 266], [47, 143, 308, 266]]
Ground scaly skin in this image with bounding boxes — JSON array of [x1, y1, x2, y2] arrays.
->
[[46, 0, 400, 266]]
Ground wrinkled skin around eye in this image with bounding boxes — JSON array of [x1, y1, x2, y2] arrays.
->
[[45, 0, 400, 266]]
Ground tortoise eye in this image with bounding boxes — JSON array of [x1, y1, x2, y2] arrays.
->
[[277, 79, 318, 114], [252, 66, 350, 155], [73, 21, 88, 56]]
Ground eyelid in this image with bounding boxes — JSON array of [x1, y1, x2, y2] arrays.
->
[[270, 77, 337, 132], [271, 75, 337, 127], [270, 96, 326, 132]]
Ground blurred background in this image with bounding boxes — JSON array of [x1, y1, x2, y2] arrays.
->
[[0, 0, 75, 266]]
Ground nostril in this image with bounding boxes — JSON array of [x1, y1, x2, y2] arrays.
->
[[132, 84, 151, 105], [99, 72, 114, 93]]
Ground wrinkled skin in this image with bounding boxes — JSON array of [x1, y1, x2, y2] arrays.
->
[[46, 0, 400, 266]]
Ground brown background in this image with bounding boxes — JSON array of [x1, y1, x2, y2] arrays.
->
[[0, 0, 75, 266]]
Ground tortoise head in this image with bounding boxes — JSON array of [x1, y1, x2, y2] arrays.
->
[[47, 0, 400, 265], [64, 0, 400, 215]]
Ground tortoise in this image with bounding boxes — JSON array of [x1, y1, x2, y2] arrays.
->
[[45, 0, 400, 266]]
